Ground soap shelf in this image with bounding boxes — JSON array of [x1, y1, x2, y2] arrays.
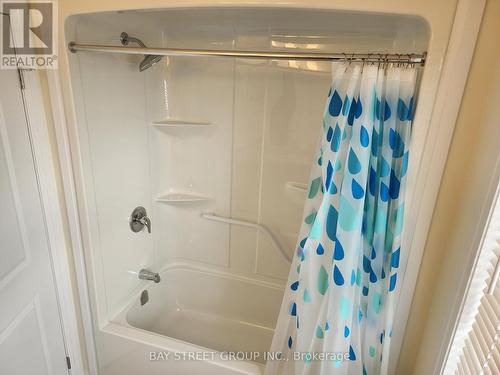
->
[[152, 118, 214, 129], [285, 181, 308, 193], [156, 191, 212, 204], [285, 181, 308, 205]]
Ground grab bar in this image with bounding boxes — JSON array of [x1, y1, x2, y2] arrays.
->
[[201, 213, 291, 262]]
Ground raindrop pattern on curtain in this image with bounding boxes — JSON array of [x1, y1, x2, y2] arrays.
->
[[266, 63, 418, 375]]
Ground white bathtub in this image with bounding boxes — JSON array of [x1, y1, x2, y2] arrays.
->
[[107, 264, 285, 374]]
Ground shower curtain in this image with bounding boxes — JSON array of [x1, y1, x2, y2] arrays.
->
[[266, 62, 417, 375]]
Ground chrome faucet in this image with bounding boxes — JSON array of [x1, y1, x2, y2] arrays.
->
[[138, 269, 160, 283], [130, 206, 151, 233]]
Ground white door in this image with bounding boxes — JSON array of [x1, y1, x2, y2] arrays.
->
[[0, 67, 70, 374]]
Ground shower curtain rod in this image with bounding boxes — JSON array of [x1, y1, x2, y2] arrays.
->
[[68, 42, 426, 64]]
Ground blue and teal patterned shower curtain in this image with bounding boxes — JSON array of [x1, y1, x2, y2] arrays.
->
[[266, 62, 417, 375]]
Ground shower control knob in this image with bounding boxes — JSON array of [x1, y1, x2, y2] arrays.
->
[[130, 206, 151, 233]]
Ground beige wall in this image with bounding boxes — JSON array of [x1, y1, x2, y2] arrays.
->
[[398, 0, 500, 373]]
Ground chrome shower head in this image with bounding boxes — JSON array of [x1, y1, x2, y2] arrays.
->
[[139, 54, 163, 71], [120, 32, 163, 72]]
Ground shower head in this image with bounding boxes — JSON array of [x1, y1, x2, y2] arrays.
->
[[139, 54, 163, 72], [120, 32, 163, 72]]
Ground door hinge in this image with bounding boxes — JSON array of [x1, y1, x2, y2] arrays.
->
[[66, 356, 72, 370]]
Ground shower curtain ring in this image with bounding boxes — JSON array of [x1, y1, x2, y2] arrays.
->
[[383, 55, 389, 74], [343, 53, 349, 72], [367, 53, 374, 66], [377, 54, 383, 70]]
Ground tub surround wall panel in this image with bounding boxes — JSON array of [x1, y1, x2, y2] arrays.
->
[[76, 51, 155, 317], [229, 62, 327, 281], [254, 67, 329, 279], [69, 12, 166, 320], [229, 62, 267, 275], [146, 56, 234, 268]]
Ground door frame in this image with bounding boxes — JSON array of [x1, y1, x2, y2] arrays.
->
[[19, 70, 87, 375], [45, 0, 485, 374]]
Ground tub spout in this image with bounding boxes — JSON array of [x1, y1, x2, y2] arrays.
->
[[138, 269, 160, 283]]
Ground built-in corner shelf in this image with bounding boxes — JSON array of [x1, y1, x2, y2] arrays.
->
[[285, 181, 308, 205], [285, 181, 308, 193], [156, 191, 212, 204], [151, 118, 214, 130]]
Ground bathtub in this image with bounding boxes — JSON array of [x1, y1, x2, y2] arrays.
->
[[107, 264, 285, 374]]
